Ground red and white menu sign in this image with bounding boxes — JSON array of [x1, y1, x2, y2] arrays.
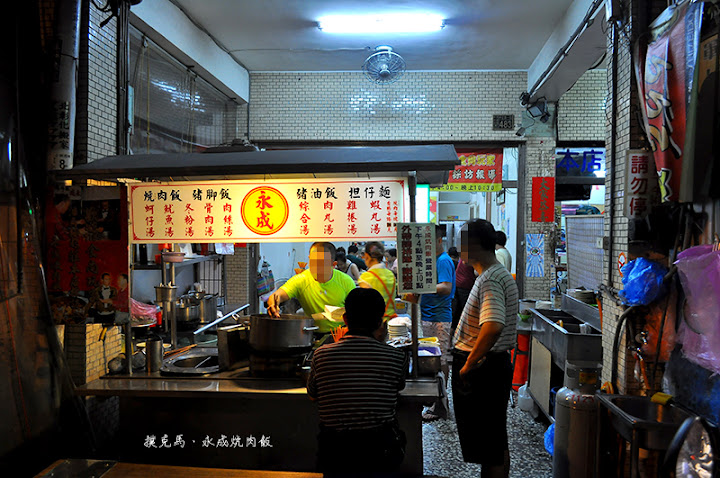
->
[[396, 222, 437, 295], [129, 178, 406, 243]]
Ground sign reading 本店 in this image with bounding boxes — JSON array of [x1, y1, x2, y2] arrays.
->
[[433, 151, 503, 192], [396, 222, 437, 295], [129, 178, 406, 243], [624, 150, 653, 219]]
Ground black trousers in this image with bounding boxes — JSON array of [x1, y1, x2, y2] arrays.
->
[[317, 420, 406, 477], [451, 348, 512, 466]]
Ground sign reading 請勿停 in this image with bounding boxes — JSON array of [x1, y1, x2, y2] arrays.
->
[[624, 150, 654, 219], [531, 177, 555, 222], [433, 151, 503, 192], [396, 222, 437, 295], [129, 178, 406, 243]]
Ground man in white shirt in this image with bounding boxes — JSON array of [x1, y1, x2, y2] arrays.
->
[[495, 230, 512, 272]]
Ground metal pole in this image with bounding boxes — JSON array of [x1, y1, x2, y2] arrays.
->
[[124, 321, 133, 376], [47, 0, 81, 170], [409, 171, 419, 378]]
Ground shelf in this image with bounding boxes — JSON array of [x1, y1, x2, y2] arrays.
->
[[132, 254, 223, 270]]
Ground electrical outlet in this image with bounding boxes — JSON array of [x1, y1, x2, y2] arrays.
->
[[595, 238, 604, 249]]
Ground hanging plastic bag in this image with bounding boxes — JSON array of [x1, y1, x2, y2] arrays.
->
[[256, 260, 275, 297], [675, 245, 720, 374], [618, 257, 668, 306]]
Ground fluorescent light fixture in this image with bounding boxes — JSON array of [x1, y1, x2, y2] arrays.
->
[[318, 13, 444, 33], [415, 184, 430, 223]]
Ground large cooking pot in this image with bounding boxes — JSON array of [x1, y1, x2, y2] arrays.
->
[[248, 314, 318, 353], [175, 299, 199, 321], [198, 294, 218, 324]]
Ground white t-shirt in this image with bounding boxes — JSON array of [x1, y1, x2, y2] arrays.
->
[[496, 247, 512, 272]]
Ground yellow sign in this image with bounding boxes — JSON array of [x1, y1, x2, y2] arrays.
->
[[432, 183, 502, 192], [241, 186, 289, 235]]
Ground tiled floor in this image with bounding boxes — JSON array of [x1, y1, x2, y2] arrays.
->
[[422, 382, 552, 478]]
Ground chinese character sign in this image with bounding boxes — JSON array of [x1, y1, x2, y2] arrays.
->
[[624, 150, 653, 219], [555, 148, 605, 176], [129, 178, 406, 243], [434, 151, 503, 192], [634, 1, 703, 202], [531, 177, 555, 223], [396, 223, 437, 295]]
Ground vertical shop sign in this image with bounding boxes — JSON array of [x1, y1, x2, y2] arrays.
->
[[624, 150, 654, 219], [634, 1, 704, 202], [531, 177, 555, 222], [433, 150, 503, 192], [130, 178, 406, 242], [396, 223, 437, 295]]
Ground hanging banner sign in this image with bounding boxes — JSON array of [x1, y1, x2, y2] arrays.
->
[[396, 222, 437, 295], [129, 178, 406, 243], [634, 1, 704, 202], [531, 177, 555, 222], [433, 151, 503, 192], [624, 150, 654, 219]]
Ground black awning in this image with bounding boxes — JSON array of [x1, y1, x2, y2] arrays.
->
[[54, 145, 459, 185]]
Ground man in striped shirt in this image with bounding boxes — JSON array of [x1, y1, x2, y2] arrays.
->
[[451, 219, 519, 478], [308, 287, 408, 476]]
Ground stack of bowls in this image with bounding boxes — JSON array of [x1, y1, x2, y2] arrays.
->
[[388, 317, 410, 339]]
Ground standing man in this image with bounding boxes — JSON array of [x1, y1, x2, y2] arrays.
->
[[410, 224, 455, 421], [308, 287, 408, 476], [266, 242, 356, 333], [495, 230, 512, 272], [452, 219, 518, 478]]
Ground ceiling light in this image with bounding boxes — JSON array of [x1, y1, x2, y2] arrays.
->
[[318, 14, 444, 34]]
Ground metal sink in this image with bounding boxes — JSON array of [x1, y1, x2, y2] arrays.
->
[[531, 308, 602, 369], [597, 394, 693, 450], [160, 348, 220, 376]]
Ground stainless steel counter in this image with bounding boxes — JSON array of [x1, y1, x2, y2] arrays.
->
[[77, 372, 439, 401]]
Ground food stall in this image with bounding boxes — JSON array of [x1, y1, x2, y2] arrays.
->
[[54, 144, 459, 474]]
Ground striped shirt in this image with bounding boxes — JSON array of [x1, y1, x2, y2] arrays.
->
[[307, 335, 408, 430], [452, 263, 519, 353]]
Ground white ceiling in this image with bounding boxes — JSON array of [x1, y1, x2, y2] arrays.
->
[[171, 0, 579, 72]]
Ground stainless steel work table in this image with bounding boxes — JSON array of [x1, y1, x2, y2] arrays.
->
[[77, 372, 439, 475]]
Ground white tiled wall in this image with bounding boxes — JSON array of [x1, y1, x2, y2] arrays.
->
[[77, 3, 118, 164], [523, 137, 558, 300], [248, 71, 527, 142], [558, 69, 607, 142]]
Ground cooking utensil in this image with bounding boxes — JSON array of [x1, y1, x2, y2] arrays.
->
[[198, 294, 218, 323], [175, 300, 199, 321], [248, 314, 318, 353]]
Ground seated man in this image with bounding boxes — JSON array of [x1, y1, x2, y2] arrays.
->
[[266, 242, 355, 332], [307, 288, 408, 476]]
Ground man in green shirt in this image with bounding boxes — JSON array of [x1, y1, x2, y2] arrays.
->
[[266, 242, 356, 332]]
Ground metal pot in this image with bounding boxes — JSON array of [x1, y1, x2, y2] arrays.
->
[[198, 294, 218, 324], [248, 314, 318, 353], [175, 300, 199, 321]]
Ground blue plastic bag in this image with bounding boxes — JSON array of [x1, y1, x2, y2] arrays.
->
[[544, 423, 554, 456], [618, 257, 668, 306]]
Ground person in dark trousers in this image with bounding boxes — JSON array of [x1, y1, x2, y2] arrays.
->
[[452, 244, 478, 339], [308, 287, 408, 477], [347, 244, 368, 271], [452, 219, 519, 478]]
